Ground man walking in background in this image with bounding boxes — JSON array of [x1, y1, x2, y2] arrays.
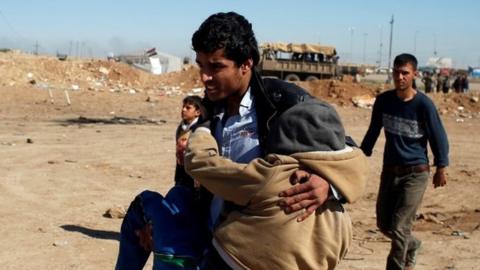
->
[[360, 53, 449, 270]]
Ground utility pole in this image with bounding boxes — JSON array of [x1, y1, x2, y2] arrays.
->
[[34, 41, 39, 55], [348, 27, 355, 63], [75, 41, 79, 58], [377, 26, 383, 67], [81, 41, 86, 58], [386, 15, 394, 84], [414, 30, 419, 54], [69, 41, 73, 56], [363, 33, 368, 64]]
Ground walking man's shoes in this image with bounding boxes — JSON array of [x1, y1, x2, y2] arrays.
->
[[405, 239, 422, 269]]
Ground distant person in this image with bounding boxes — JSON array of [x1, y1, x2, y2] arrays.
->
[[442, 75, 450, 93], [318, 53, 325, 62], [452, 75, 463, 93], [292, 52, 300, 61], [360, 53, 449, 270], [462, 74, 469, 92], [422, 72, 433, 93], [435, 73, 442, 93], [453, 74, 469, 93]]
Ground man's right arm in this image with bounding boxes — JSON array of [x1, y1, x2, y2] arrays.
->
[[184, 128, 273, 206], [360, 97, 383, 156]]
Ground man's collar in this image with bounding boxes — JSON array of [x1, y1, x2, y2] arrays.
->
[[213, 87, 254, 118], [238, 87, 254, 116]]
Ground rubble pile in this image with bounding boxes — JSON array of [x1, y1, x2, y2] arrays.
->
[[434, 92, 480, 120], [1, 51, 478, 116], [0, 51, 203, 95], [296, 79, 379, 107]]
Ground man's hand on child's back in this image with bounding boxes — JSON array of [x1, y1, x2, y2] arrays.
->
[[278, 170, 330, 222]]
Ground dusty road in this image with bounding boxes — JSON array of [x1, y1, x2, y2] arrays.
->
[[0, 53, 480, 270], [1, 81, 479, 269]]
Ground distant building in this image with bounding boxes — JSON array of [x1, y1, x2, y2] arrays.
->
[[426, 57, 452, 69], [115, 49, 182, 75]]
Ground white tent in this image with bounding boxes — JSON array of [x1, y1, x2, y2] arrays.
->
[[426, 57, 452, 69]]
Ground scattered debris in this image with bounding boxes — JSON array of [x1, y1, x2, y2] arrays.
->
[[459, 169, 475, 177], [53, 240, 68, 247], [451, 230, 464, 237], [62, 116, 167, 126], [351, 95, 375, 109], [417, 212, 445, 224], [1, 141, 16, 146], [104, 205, 126, 219], [98, 67, 110, 75]]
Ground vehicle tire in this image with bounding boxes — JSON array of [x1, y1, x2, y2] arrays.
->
[[284, 74, 300, 82], [306, 75, 318, 81]]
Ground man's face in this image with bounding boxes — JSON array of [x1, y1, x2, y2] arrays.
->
[[195, 49, 251, 102], [393, 63, 418, 91], [181, 103, 200, 123]]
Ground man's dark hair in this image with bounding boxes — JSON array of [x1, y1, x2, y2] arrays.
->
[[191, 12, 260, 66], [393, 53, 418, 70]]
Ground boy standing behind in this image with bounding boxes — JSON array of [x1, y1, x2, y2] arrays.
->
[[175, 95, 203, 142], [174, 95, 204, 188]]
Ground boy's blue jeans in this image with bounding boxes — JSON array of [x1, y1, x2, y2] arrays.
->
[[115, 186, 210, 270]]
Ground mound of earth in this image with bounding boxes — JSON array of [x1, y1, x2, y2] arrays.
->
[[1, 51, 479, 116]]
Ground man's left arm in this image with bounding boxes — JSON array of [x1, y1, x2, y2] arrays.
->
[[278, 148, 368, 222], [278, 170, 331, 222], [424, 101, 449, 188]]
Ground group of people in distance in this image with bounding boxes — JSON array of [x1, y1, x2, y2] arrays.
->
[[422, 71, 469, 94], [114, 11, 449, 270]]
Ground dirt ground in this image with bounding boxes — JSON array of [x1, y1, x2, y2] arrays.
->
[[1, 52, 479, 270]]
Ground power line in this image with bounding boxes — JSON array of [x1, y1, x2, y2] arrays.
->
[[0, 9, 21, 38]]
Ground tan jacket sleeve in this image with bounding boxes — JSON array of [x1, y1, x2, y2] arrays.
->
[[324, 148, 368, 203], [293, 148, 369, 203], [184, 130, 275, 206]]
